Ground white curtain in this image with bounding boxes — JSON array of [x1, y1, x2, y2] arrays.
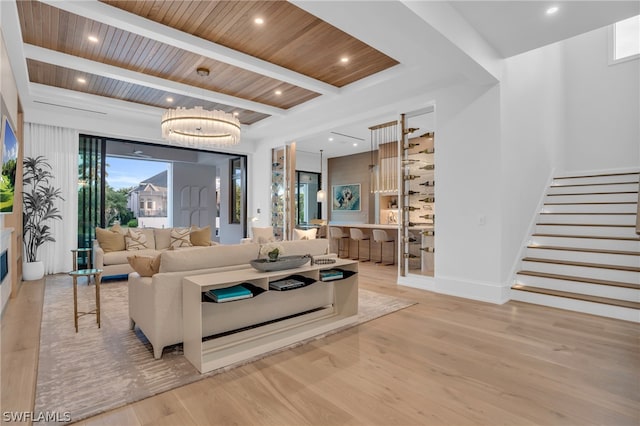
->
[[24, 123, 79, 274]]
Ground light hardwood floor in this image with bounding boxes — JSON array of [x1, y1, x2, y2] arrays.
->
[[2, 262, 639, 426]]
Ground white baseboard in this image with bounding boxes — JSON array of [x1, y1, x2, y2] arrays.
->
[[397, 274, 510, 305]]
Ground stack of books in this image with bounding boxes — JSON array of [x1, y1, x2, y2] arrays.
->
[[206, 285, 253, 303], [269, 278, 307, 291], [319, 269, 344, 281]]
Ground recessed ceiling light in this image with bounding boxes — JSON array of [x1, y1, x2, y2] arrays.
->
[[340, 57, 349, 63], [88, 35, 99, 43], [328, 137, 334, 141], [274, 90, 282, 95], [254, 17, 264, 25], [546, 6, 559, 15], [166, 97, 174, 103], [353, 143, 358, 147], [77, 77, 86, 84], [233, 112, 239, 116]]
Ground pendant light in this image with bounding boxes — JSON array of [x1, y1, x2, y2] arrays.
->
[[317, 149, 326, 202]]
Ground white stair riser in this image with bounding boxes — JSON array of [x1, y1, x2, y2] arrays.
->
[[525, 248, 640, 267], [552, 174, 639, 186], [535, 224, 638, 238], [548, 183, 639, 195], [515, 274, 639, 301], [530, 235, 640, 251], [510, 290, 640, 322], [541, 203, 637, 213], [545, 193, 637, 203], [537, 214, 636, 225], [521, 260, 639, 283]]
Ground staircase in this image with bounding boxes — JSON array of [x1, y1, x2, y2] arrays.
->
[[511, 171, 640, 322]]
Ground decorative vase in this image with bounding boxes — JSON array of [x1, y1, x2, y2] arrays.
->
[[23, 261, 45, 281]]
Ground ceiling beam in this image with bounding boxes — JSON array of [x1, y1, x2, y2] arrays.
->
[[39, 0, 340, 96], [24, 44, 285, 117]]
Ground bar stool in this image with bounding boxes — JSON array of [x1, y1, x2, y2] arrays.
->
[[329, 227, 350, 258], [350, 228, 370, 262], [373, 229, 395, 265]]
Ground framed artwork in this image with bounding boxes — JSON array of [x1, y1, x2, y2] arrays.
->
[[332, 183, 361, 211], [1, 115, 18, 214]]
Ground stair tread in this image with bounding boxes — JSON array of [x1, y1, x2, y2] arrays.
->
[[547, 191, 638, 196], [532, 233, 640, 241], [511, 284, 640, 310], [536, 223, 635, 227], [550, 181, 639, 188], [517, 270, 640, 289], [553, 172, 640, 180], [526, 245, 640, 256], [522, 257, 640, 272], [543, 201, 637, 205], [539, 212, 635, 215]]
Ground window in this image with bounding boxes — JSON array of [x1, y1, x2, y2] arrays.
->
[[139, 200, 144, 210], [611, 15, 640, 64], [147, 200, 153, 210], [229, 157, 246, 225]]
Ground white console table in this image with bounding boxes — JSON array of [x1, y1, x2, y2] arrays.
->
[[182, 258, 358, 373]]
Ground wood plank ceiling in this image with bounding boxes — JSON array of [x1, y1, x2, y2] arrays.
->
[[17, 0, 399, 125]]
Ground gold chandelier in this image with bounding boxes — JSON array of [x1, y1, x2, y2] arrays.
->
[[161, 67, 241, 147]]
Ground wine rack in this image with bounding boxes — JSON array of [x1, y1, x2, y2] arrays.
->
[[400, 114, 435, 277]]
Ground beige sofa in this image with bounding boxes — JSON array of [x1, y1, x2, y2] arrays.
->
[[93, 226, 215, 278], [128, 239, 330, 359]]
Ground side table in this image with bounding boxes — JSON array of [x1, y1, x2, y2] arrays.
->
[[71, 247, 92, 272], [69, 268, 103, 332]]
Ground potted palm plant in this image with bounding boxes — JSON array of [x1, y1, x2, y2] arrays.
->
[[22, 155, 64, 280]]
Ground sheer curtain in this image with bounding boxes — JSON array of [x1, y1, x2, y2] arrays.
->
[[24, 123, 79, 274]]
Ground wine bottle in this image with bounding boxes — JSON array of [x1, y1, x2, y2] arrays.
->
[[403, 236, 417, 243], [418, 214, 435, 220], [406, 190, 421, 195], [419, 164, 435, 170], [403, 253, 419, 259], [408, 221, 430, 227], [421, 230, 435, 236], [419, 247, 435, 253], [419, 181, 435, 187], [403, 174, 420, 181], [418, 197, 435, 203], [402, 159, 420, 165], [403, 143, 420, 150], [403, 205, 419, 211], [417, 148, 435, 154]]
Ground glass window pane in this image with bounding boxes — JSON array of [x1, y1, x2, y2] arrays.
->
[[615, 15, 640, 60]]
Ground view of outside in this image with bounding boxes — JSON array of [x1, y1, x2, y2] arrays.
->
[[105, 157, 169, 229]]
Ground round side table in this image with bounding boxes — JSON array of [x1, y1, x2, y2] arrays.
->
[[71, 247, 92, 271], [68, 268, 103, 332]]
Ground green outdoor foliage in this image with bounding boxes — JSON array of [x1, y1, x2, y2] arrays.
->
[[106, 185, 135, 226], [0, 158, 17, 212], [23, 156, 64, 263], [127, 219, 138, 228]]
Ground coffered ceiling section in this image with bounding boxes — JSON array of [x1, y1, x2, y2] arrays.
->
[[16, 0, 399, 125]]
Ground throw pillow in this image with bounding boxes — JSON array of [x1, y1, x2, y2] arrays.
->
[[127, 254, 161, 277], [252, 226, 275, 244], [293, 228, 317, 240], [125, 228, 148, 251], [170, 227, 193, 248], [154, 228, 172, 250], [190, 225, 212, 246], [95, 227, 125, 253]]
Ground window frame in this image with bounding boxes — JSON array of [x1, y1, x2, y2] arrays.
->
[[609, 16, 640, 66]]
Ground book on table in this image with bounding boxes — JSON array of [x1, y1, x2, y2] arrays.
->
[[319, 269, 344, 281], [269, 278, 307, 291], [206, 285, 253, 302]]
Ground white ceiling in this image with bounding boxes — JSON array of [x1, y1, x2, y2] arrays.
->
[[4, 1, 638, 160]]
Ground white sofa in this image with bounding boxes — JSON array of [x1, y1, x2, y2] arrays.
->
[[128, 239, 330, 359], [93, 226, 215, 279]]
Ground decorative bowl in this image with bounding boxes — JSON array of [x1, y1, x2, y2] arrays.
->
[[250, 255, 311, 272]]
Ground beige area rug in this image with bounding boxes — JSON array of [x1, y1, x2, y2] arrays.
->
[[35, 274, 416, 424]]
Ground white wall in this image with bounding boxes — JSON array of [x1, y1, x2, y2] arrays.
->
[[563, 26, 640, 172], [500, 41, 566, 284]]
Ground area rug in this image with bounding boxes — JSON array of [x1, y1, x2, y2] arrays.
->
[[35, 274, 416, 424]]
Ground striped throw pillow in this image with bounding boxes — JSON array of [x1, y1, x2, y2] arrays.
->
[[170, 227, 193, 248], [125, 229, 148, 251]]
